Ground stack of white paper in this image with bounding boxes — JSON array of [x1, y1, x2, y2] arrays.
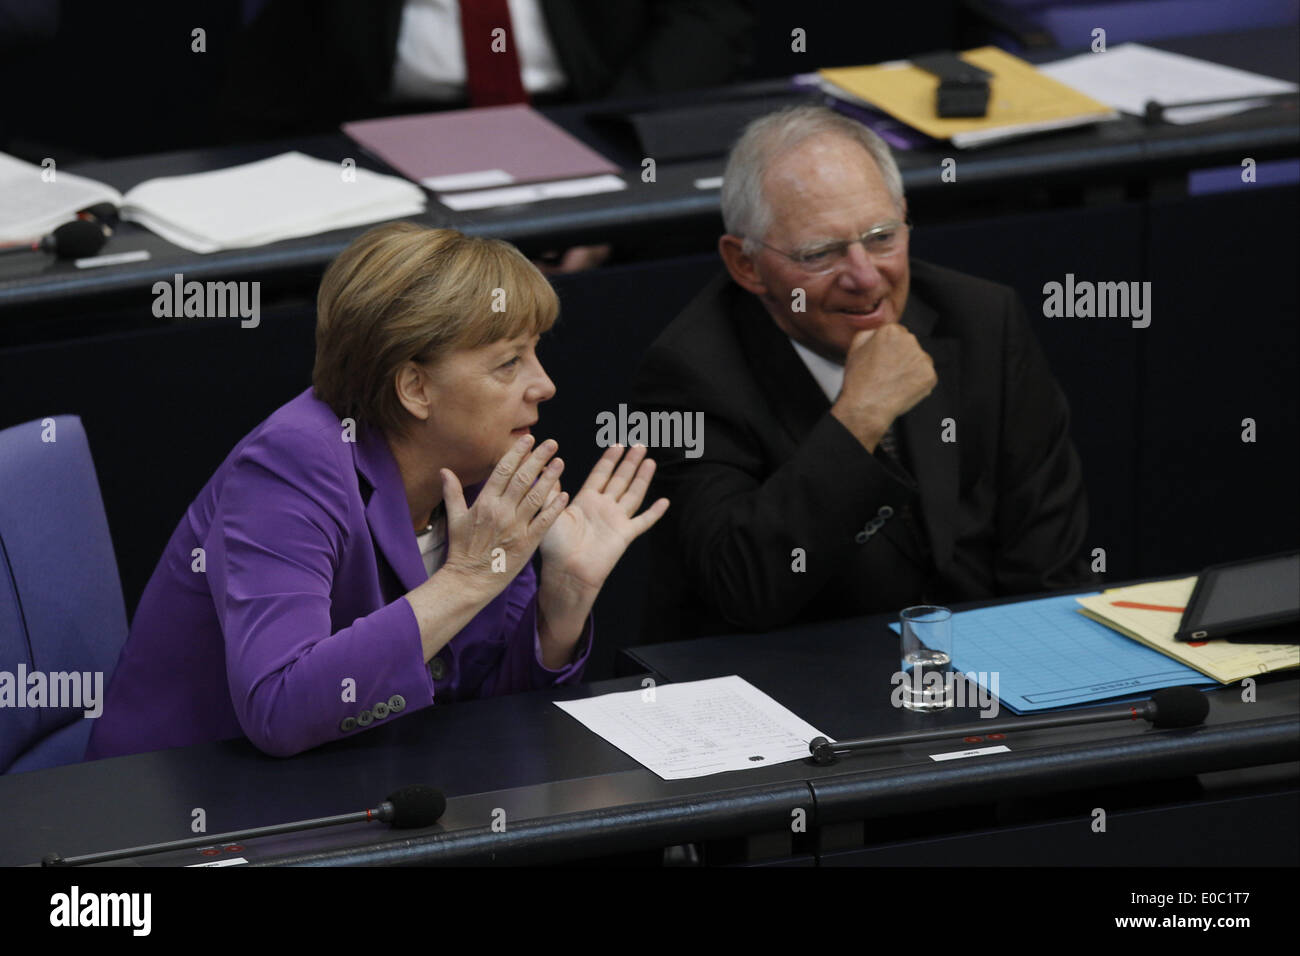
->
[[0, 151, 122, 242], [1039, 43, 1298, 125], [120, 152, 427, 253], [2, 150, 427, 253]]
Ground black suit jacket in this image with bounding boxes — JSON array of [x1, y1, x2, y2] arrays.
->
[[633, 260, 1095, 642], [218, 0, 754, 139]]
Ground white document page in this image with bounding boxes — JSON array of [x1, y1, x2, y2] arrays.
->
[[554, 675, 831, 780], [120, 151, 426, 253], [1039, 43, 1297, 125], [0, 151, 123, 241], [438, 173, 625, 211]]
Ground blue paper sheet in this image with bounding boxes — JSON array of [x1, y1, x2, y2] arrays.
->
[[890, 593, 1215, 714]]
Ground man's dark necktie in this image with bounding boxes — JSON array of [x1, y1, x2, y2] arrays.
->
[[459, 0, 529, 107], [875, 424, 932, 561]]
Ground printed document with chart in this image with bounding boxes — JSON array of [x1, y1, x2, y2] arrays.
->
[[554, 676, 829, 780]]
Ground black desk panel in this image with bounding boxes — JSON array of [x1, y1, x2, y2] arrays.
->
[[622, 601, 1300, 865], [821, 788, 1300, 866], [0, 676, 649, 868], [4, 108, 1292, 323], [2, 30, 1296, 327], [0, 671, 824, 868], [2, 595, 1295, 867]]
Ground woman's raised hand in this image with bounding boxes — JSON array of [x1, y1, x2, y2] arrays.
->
[[538, 444, 670, 598], [439, 434, 568, 597]]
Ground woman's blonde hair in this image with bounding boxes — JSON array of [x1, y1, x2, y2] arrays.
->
[[313, 223, 558, 435]]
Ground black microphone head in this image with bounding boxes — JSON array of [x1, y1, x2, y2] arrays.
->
[[79, 202, 119, 224], [47, 219, 108, 259], [1148, 686, 1210, 728], [385, 785, 446, 829]]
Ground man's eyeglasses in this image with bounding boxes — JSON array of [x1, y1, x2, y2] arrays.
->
[[751, 220, 911, 275]]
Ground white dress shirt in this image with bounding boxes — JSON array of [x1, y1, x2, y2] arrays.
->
[[417, 511, 448, 577], [391, 0, 568, 101], [789, 337, 845, 404]]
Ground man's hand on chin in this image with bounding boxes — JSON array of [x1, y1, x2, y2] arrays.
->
[[830, 325, 937, 452]]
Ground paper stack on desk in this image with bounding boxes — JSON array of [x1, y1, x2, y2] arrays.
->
[[1038, 44, 1298, 125], [1076, 579, 1300, 683], [892, 594, 1215, 714], [0, 151, 122, 241], [119, 152, 427, 253], [2, 150, 426, 253]]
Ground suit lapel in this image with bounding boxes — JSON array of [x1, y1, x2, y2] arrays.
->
[[898, 295, 961, 573], [730, 288, 832, 447], [729, 278, 962, 571], [539, 0, 604, 99], [353, 424, 428, 595]]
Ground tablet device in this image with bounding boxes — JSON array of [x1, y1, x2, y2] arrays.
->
[[1175, 551, 1300, 642]]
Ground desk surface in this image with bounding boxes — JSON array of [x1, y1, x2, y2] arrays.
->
[[2, 28, 1296, 322], [1, 590, 1295, 867]]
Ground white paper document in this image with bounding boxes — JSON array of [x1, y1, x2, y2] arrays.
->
[[438, 173, 625, 211], [1039, 44, 1297, 125], [2, 150, 426, 252], [0, 151, 123, 242], [554, 675, 830, 780], [120, 151, 427, 253]]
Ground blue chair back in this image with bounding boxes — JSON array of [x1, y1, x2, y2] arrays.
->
[[0, 416, 129, 773], [981, 0, 1298, 50]]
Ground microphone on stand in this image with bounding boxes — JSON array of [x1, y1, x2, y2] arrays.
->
[[41, 784, 447, 866], [0, 218, 110, 260], [809, 685, 1210, 765]]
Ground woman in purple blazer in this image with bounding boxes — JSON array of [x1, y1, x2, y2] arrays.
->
[[87, 224, 667, 760]]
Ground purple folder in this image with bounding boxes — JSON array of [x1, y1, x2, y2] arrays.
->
[[343, 104, 620, 191]]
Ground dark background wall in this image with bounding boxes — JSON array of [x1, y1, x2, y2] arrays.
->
[[1, 1, 963, 161]]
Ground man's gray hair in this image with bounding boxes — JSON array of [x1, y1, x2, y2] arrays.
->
[[720, 105, 905, 250]]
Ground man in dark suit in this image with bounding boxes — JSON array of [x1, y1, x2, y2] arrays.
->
[[218, 0, 755, 140], [634, 105, 1093, 641]]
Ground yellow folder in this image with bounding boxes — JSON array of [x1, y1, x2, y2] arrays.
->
[[1075, 578, 1300, 684], [819, 47, 1117, 147]]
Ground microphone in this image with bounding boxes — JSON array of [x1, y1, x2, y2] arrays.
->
[[374, 784, 447, 828], [1142, 92, 1297, 124], [0, 219, 110, 260], [77, 201, 120, 226], [808, 686, 1209, 765], [41, 784, 446, 866]]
